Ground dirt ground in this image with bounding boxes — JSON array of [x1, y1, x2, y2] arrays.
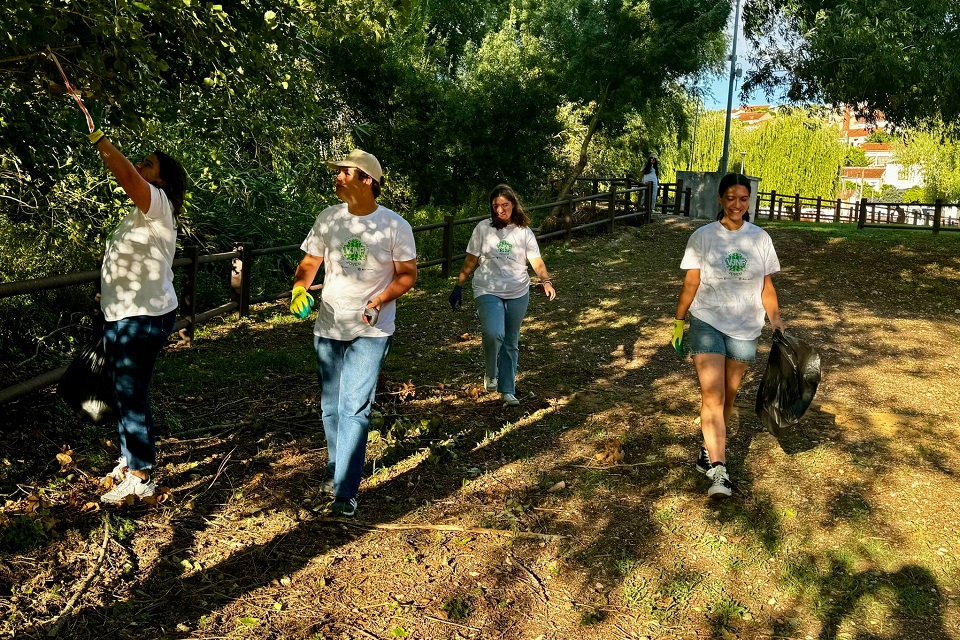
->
[[2, 215, 960, 639]]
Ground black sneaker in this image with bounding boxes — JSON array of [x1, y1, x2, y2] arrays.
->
[[706, 463, 732, 499], [695, 446, 711, 474], [330, 498, 357, 517]]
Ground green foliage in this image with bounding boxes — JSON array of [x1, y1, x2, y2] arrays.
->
[[893, 127, 960, 202], [743, 0, 960, 128], [843, 146, 869, 168], [0, 516, 47, 552], [689, 107, 847, 197], [441, 595, 470, 621]]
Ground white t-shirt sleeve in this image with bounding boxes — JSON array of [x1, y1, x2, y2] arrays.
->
[[523, 227, 541, 260], [466, 223, 484, 256], [392, 216, 418, 262], [680, 227, 706, 270]]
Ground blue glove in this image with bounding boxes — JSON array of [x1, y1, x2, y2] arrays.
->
[[448, 285, 462, 310], [290, 286, 314, 319]]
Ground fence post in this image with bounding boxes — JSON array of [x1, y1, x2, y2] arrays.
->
[[769, 190, 777, 218], [645, 182, 653, 217], [674, 179, 684, 216], [857, 198, 868, 228], [233, 243, 253, 318], [793, 193, 801, 221], [684, 187, 691, 217], [181, 245, 200, 340], [815, 196, 822, 223], [624, 176, 632, 214], [777, 197, 783, 220], [591, 180, 599, 218], [441, 214, 454, 278], [564, 198, 574, 242], [834, 199, 841, 223], [933, 199, 943, 235], [607, 185, 616, 233]]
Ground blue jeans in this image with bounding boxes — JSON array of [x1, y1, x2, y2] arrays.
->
[[315, 335, 392, 501], [475, 292, 529, 395], [103, 310, 176, 472]]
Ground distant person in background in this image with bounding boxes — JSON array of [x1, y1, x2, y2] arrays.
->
[[448, 184, 556, 406], [671, 172, 784, 499], [290, 149, 417, 518], [641, 154, 660, 211], [78, 123, 186, 504]]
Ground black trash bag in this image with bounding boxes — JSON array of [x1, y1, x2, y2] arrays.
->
[[57, 312, 116, 423], [755, 329, 821, 437]]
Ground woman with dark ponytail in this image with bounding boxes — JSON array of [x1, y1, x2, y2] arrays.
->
[[670, 173, 784, 499], [71, 104, 186, 504]]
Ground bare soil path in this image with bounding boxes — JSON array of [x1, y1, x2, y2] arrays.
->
[[2, 216, 959, 639]]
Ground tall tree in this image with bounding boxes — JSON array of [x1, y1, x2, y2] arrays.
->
[[523, 0, 729, 201], [742, 0, 960, 127]]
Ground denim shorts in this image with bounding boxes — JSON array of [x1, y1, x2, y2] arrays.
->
[[687, 315, 758, 363]]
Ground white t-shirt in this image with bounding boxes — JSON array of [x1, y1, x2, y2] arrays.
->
[[642, 171, 658, 185], [680, 221, 780, 340], [466, 222, 541, 300], [100, 184, 178, 322], [300, 203, 417, 339]]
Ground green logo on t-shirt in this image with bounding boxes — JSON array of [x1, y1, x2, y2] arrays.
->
[[725, 252, 748, 274], [343, 237, 368, 267], [496, 239, 512, 254]]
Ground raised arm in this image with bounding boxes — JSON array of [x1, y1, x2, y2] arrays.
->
[[92, 135, 155, 213]]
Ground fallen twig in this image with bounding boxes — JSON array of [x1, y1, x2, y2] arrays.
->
[[572, 459, 664, 469], [45, 515, 110, 637], [324, 520, 568, 541]]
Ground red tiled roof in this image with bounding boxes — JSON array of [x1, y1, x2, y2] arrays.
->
[[737, 112, 767, 121], [861, 143, 892, 151]]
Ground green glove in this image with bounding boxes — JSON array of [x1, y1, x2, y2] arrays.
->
[[671, 318, 686, 355], [290, 286, 314, 319]]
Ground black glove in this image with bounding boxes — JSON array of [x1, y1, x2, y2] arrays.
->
[[448, 285, 462, 310]]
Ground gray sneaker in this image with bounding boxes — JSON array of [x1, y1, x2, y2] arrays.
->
[[101, 474, 156, 504], [501, 393, 519, 406], [484, 375, 498, 392], [705, 464, 732, 499]]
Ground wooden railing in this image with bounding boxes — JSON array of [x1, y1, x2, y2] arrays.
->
[[0, 177, 671, 405], [756, 190, 959, 233]]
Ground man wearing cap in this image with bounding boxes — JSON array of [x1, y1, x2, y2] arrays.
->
[[290, 149, 417, 517]]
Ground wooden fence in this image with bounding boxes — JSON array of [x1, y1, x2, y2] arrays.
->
[[1, 178, 681, 406], [757, 190, 959, 233]]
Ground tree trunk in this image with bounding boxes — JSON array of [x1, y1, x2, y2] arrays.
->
[[555, 84, 610, 203]]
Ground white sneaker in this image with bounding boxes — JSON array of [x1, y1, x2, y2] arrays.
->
[[706, 464, 733, 498], [101, 473, 156, 504], [484, 375, 498, 392], [501, 393, 520, 406], [105, 456, 128, 483]]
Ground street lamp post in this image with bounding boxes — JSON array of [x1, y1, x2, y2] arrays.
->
[[719, 0, 743, 174], [740, 152, 747, 174]]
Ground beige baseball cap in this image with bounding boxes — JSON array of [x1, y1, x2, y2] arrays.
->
[[325, 149, 383, 183]]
